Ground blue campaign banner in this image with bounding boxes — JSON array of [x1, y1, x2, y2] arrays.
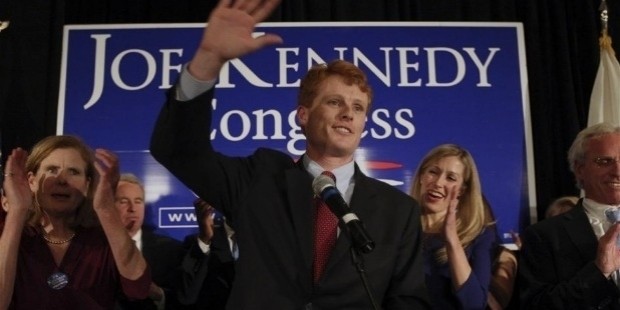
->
[[58, 22, 534, 246]]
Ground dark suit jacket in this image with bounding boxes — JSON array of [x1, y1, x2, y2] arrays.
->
[[117, 229, 185, 310], [150, 86, 431, 309], [519, 202, 620, 309], [177, 231, 235, 309]]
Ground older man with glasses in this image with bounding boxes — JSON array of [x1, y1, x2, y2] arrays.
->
[[520, 122, 620, 310]]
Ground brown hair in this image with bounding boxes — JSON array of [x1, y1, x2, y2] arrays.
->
[[26, 135, 97, 228], [297, 59, 373, 110]]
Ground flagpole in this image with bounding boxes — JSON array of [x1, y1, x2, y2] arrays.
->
[[587, 0, 620, 127]]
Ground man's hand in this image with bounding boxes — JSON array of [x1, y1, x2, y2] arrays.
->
[[595, 223, 620, 278], [188, 0, 283, 81], [194, 198, 215, 244], [149, 282, 164, 301]]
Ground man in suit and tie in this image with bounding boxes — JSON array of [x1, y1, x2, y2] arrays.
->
[[177, 198, 236, 309], [520, 122, 620, 309], [149, 0, 430, 308], [115, 173, 185, 309]]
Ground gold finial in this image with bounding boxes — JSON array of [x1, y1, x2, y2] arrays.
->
[[0, 21, 9, 32]]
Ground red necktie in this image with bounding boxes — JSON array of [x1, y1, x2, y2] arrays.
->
[[313, 171, 339, 283]]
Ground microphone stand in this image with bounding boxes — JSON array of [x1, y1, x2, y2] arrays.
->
[[349, 247, 379, 310]]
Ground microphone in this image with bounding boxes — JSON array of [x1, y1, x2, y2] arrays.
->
[[312, 174, 375, 254]]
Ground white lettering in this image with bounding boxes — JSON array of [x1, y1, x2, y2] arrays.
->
[[220, 110, 251, 141], [83, 34, 111, 110], [217, 59, 273, 88], [307, 48, 329, 68], [353, 48, 393, 87], [167, 213, 183, 222], [209, 102, 415, 155], [396, 47, 421, 86], [287, 110, 305, 155], [210, 98, 218, 140], [370, 109, 392, 139], [253, 109, 287, 139], [425, 47, 466, 87], [463, 47, 500, 87], [184, 212, 197, 222], [81, 34, 501, 119], [111, 49, 156, 90], [166, 212, 197, 223], [394, 109, 415, 138], [159, 49, 184, 89], [276, 48, 300, 87]]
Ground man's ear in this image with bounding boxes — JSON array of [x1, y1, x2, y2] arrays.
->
[[297, 105, 308, 126]]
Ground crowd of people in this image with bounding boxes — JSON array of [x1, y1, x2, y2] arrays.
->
[[1, 0, 618, 309]]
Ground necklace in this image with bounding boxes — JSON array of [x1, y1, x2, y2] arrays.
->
[[42, 233, 76, 245]]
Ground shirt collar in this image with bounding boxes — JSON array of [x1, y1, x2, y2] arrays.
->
[[302, 155, 355, 194], [583, 198, 620, 215], [131, 229, 143, 251]]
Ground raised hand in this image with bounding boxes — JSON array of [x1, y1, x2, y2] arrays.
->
[[443, 185, 460, 244], [2, 148, 33, 216], [595, 223, 620, 277], [92, 148, 148, 281], [188, 0, 283, 81], [92, 149, 120, 212], [194, 198, 215, 244]]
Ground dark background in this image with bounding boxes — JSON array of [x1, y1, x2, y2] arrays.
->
[[0, 0, 616, 223]]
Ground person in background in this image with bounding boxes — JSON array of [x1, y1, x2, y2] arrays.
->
[[520, 122, 620, 309], [149, 0, 431, 308], [487, 246, 518, 310], [0, 135, 150, 309], [508, 231, 521, 250], [410, 143, 497, 310], [544, 195, 579, 219], [482, 197, 518, 310], [1, 172, 5, 231], [115, 173, 185, 309], [1, 187, 7, 231], [177, 198, 235, 309]]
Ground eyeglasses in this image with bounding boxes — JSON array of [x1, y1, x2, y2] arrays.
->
[[593, 156, 620, 167]]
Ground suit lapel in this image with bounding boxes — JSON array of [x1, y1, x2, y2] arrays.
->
[[563, 203, 599, 262], [286, 160, 380, 282], [140, 230, 155, 262], [211, 227, 234, 263], [284, 163, 315, 275]]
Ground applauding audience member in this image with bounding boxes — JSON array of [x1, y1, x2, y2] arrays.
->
[[483, 197, 518, 310], [520, 123, 620, 309], [410, 144, 497, 309], [0, 135, 150, 309], [115, 173, 185, 309], [177, 198, 235, 309]]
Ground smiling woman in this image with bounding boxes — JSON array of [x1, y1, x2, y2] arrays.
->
[[0, 135, 151, 309], [410, 143, 497, 310]]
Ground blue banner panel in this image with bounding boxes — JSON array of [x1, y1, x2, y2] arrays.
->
[[59, 22, 534, 246]]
